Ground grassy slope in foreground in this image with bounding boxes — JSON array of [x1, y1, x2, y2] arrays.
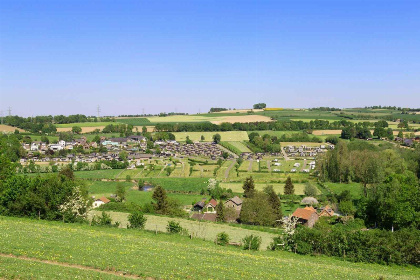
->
[[0, 217, 418, 280]]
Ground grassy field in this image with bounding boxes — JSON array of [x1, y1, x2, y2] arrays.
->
[[223, 141, 252, 153], [324, 182, 364, 199], [0, 217, 418, 280], [0, 255, 123, 280], [171, 131, 249, 142], [74, 169, 124, 179], [93, 211, 278, 249]]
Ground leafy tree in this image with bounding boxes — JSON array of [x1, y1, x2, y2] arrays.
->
[[92, 135, 101, 144], [215, 200, 225, 222], [304, 182, 317, 197], [72, 126, 82, 134], [41, 136, 50, 144], [127, 211, 147, 229], [138, 179, 145, 191], [216, 232, 230, 246], [59, 166, 75, 181], [185, 136, 193, 144], [339, 200, 356, 216], [213, 133, 221, 144], [201, 135, 205, 141], [239, 192, 276, 226], [115, 183, 126, 202], [253, 103, 266, 109], [242, 176, 255, 198], [242, 234, 262, 250], [264, 185, 282, 222], [152, 185, 169, 214], [284, 176, 295, 195]]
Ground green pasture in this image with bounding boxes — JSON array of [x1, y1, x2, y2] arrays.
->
[[1, 217, 417, 280]]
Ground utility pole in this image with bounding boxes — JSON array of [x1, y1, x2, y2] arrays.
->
[[97, 105, 101, 118], [7, 107, 11, 116], [142, 108, 145, 116]]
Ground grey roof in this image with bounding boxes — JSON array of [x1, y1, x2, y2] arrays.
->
[[228, 196, 243, 205]]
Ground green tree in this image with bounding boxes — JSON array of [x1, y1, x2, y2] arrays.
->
[[239, 192, 276, 226], [115, 183, 126, 202], [127, 211, 147, 229], [242, 176, 255, 198], [152, 185, 169, 214], [304, 182, 317, 197], [215, 200, 225, 222], [72, 126, 82, 134], [284, 176, 295, 195], [59, 166, 75, 181], [339, 200, 356, 216], [264, 185, 282, 222], [213, 133, 221, 144], [201, 135, 205, 141]]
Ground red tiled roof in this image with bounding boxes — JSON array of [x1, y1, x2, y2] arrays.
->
[[292, 208, 317, 221], [99, 197, 110, 204], [208, 199, 218, 207], [304, 206, 317, 213]]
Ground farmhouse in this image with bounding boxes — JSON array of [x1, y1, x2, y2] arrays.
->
[[92, 196, 110, 208], [292, 206, 319, 228], [225, 196, 243, 211], [319, 205, 335, 217], [204, 199, 218, 213]]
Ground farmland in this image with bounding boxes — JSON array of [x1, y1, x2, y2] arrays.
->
[[0, 217, 418, 280], [172, 131, 249, 142]]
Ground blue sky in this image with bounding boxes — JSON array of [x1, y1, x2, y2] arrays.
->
[[1, 0, 419, 116]]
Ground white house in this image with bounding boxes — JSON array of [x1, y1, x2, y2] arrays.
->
[[92, 197, 110, 208]]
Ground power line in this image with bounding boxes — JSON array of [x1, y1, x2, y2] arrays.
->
[[0, 111, 4, 125], [142, 108, 145, 115], [7, 107, 11, 116], [97, 105, 101, 118]]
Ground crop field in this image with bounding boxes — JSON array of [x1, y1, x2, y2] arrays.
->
[[1, 217, 417, 280], [55, 122, 116, 128], [223, 141, 251, 153], [125, 190, 205, 206], [171, 131, 249, 142], [0, 124, 25, 133]]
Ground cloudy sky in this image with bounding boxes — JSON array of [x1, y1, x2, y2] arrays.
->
[[1, 0, 419, 116]]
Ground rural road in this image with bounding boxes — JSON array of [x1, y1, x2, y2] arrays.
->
[[224, 160, 236, 180], [281, 148, 290, 161], [267, 160, 271, 172], [248, 159, 253, 172]]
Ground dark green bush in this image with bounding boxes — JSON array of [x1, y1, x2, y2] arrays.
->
[[242, 234, 262, 251], [127, 211, 147, 229], [216, 232, 230, 246]]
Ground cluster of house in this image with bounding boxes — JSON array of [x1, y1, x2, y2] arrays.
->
[[394, 136, 420, 147], [156, 142, 230, 160], [20, 152, 123, 164], [291, 205, 336, 228], [283, 144, 334, 158], [190, 196, 243, 222], [22, 137, 99, 154]]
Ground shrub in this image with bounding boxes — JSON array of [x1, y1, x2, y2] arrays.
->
[[242, 234, 262, 251], [91, 211, 119, 227], [127, 211, 147, 229], [216, 232, 230, 246], [166, 220, 188, 235]]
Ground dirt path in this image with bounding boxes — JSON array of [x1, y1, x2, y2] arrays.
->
[[301, 159, 307, 171], [157, 164, 168, 177], [115, 169, 126, 179], [0, 253, 148, 279], [247, 159, 253, 172], [281, 148, 290, 161], [224, 160, 236, 180]]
